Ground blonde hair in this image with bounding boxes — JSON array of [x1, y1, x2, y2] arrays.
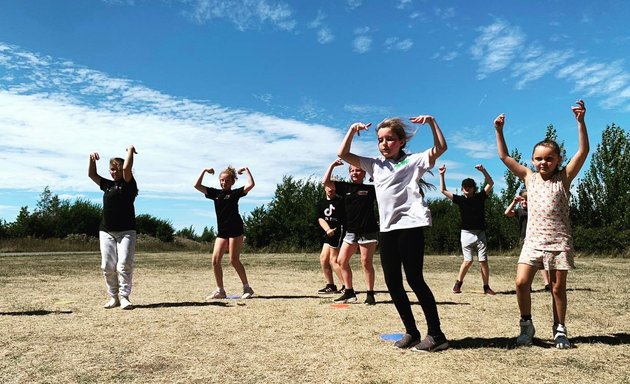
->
[[220, 166, 238, 181], [376, 117, 417, 150]]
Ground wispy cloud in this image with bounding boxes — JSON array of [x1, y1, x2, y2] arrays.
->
[[343, 104, 391, 116], [185, 0, 296, 31], [384, 37, 413, 51], [471, 20, 630, 110], [353, 27, 372, 54], [0, 43, 374, 205], [470, 20, 526, 80], [308, 11, 334, 44], [397, 0, 412, 10], [449, 130, 496, 160], [346, 0, 362, 10]]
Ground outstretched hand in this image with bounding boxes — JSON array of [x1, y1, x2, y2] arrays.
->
[[571, 99, 586, 122], [494, 114, 505, 131], [332, 159, 344, 167], [126, 145, 138, 154], [238, 167, 249, 175], [409, 115, 434, 125], [438, 164, 446, 175], [475, 164, 486, 172], [89, 152, 100, 162], [205, 168, 215, 175]]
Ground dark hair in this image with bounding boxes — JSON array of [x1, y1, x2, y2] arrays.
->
[[461, 178, 477, 190], [532, 139, 563, 173]]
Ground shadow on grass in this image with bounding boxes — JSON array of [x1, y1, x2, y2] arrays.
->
[[448, 333, 630, 350], [0, 309, 73, 316], [255, 295, 323, 299], [496, 287, 595, 295], [134, 301, 231, 309], [377, 299, 469, 306]]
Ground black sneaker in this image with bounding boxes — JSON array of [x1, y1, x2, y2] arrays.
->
[[335, 285, 346, 294], [334, 289, 357, 303], [364, 292, 376, 305], [452, 280, 463, 294], [317, 284, 338, 294]]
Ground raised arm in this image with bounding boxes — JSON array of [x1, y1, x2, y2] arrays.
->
[[410, 115, 447, 166], [238, 167, 255, 194], [122, 145, 137, 183], [88, 152, 102, 186], [194, 168, 214, 194], [494, 114, 530, 180], [438, 164, 454, 200], [504, 196, 521, 217], [322, 159, 343, 189], [475, 164, 494, 194], [337, 122, 371, 168], [565, 100, 590, 183]]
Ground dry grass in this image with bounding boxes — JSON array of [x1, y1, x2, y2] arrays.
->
[[1, 252, 629, 384]]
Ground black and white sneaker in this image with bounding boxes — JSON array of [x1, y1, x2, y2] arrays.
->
[[317, 284, 338, 294], [334, 289, 357, 303], [364, 292, 376, 305]]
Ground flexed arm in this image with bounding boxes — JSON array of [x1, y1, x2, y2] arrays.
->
[[88, 152, 102, 186], [337, 122, 371, 168], [438, 164, 454, 200], [238, 167, 255, 194], [122, 145, 137, 183], [475, 164, 494, 194], [410, 115, 447, 166], [565, 100, 590, 183], [194, 168, 214, 194], [494, 114, 530, 181], [322, 159, 343, 190]]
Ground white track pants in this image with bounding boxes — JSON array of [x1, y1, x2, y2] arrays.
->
[[99, 230, 136, 298]]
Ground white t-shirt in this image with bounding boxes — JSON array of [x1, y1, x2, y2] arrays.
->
[[359, 149, 433, 232]]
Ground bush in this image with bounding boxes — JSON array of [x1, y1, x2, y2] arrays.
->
[[573, 226, 630, 254]]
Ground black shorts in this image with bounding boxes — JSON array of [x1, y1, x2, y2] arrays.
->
[[323, 226, 344, 249], [217, 225, 244, 239]]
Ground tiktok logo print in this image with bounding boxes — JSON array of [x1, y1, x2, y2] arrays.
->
[[324, 203, 335, 219]]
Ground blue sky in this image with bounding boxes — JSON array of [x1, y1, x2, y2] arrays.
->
[[1, 0, 630, 234]]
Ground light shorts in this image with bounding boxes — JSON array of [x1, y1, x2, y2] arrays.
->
[[460, 230, 488, 262], [343, 231, 378, 245], [518, 245, 575, 271]]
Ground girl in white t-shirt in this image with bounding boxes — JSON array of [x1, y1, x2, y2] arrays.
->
[[337, 115, 448, 352]]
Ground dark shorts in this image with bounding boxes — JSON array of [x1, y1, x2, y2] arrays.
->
[[217, 225, 244, 239]]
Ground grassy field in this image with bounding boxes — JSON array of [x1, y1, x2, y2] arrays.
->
[[1, 251, 629, 384]]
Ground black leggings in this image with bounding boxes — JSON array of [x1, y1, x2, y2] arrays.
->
[[379, 227, 443, 338]]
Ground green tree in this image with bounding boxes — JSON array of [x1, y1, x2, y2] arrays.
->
[[136, 214, 175, 242], [573, 123, 630, 230]]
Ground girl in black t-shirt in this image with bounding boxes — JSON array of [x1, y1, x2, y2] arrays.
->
[[195, 166, 255, 300], [323, 159, 378, 305], [316, 185, 346, 294], [88, 145, 138, 310]]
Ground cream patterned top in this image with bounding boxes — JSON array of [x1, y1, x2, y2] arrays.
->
[[524, 171, 573, 251]]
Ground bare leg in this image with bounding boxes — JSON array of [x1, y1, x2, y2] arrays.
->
[[338, 242, 358, 289], [479, 260, 490, 286], [550, 270, 568, 324], [319, 245, 334, 285], [212, 238, 228, 288], [228, 235, 248, 285], [360, 242, 377, 291], [457, 260, 473, 282], [539, 269, 550, 287], [516, 263, 538, 316], [329, 247, 343, 284]]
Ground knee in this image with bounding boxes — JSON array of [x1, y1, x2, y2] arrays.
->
[[515, 277, 530, 291], [462, 260, 473, 267], [211, 256, 222, 267]]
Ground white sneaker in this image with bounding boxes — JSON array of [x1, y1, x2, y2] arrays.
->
[[119, 296, 133, 310], [516, 319, 535, 346], [241, 286, 254, 299], [103, 297, 120, 309], [553, 324, 571, 349], [207, 288, 227, 300]]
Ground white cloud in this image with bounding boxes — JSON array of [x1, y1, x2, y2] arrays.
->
[[397, 0, 412, 10], [353, 36, 372, 54], [346, 0, 362, 10], [0, 44, 375, 208], [317, 27, 335, 44], [470, 20, 526, 80], [343, 104, 391, 116], [384, 37, 413, 51], [449, 131, 496, 160], [512, 48, 574, 89], [186, 0, 296, 31], [434, 7, 455, 20]]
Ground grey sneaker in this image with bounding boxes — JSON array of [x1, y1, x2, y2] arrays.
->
[[412, 335, 449, 352], [241, 286, 254, 299], [394, 334, 421, 349], [516, 319, 535, 346], [119, 296, 133, 310], [553, 324, 571, 349], [207, 288, 227, 300], [103, 297, 120, 309]]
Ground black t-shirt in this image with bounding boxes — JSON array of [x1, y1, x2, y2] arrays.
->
[[333, 181, 378, 234], [100, 177, 138, 231], [515, 206, 528, 239], [317, 194, 346, 230], [452, 190, 487, 230], [205, 186, 246, 233]]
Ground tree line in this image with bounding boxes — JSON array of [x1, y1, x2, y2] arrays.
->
[[1, 123, 628, 254]]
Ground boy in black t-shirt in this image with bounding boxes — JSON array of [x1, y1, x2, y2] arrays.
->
[[439, 164, 496, 295]]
